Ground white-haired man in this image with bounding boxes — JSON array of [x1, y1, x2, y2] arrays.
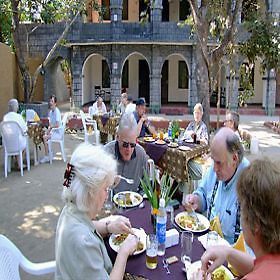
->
[[3, 99, 28, 168], [104, 113, 149, 193]]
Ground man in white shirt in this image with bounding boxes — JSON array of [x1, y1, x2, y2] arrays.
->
[[3, 99, 28, 167], [40, 95, 62, 163]]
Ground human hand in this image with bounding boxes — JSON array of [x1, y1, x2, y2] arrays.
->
[[200, 245, 229, 274], [183, 194, 200, 211], [108, 216, 132, 235], [119, 234, 138, 256]]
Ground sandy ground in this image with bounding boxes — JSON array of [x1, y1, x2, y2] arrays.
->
[[0, 105, 279, 279]]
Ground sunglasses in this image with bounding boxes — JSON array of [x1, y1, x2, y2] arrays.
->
[[121, 141, 136, 148]]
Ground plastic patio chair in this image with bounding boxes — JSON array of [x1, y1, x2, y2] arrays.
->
[[80, 110, 100, 145], [0, 234, 55, 280], [0, 121, 30, 177], [48, 113, 68, 164]]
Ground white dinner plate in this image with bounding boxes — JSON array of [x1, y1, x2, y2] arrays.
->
[[113, 191, 143, 208], [109, 228, 146, 255], [168, 142, 179, 148], [187, 261, 234, 280], [175, 211, 210, 233], [178, 146, 192, 151]]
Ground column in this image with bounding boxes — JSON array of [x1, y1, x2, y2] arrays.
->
[[149, 73, 161, 114], [110, 0, 123, 23], [262, 69, 276, 116], [150, 0, 162, 23]]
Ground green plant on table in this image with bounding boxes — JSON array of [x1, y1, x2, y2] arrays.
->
[[140, 170, 178, 215], [171, 120, 180, 140]]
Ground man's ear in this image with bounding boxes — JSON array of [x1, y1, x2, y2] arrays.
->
[[232, 152, 238, 163]]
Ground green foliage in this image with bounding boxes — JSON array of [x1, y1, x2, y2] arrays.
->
[[238, 63, 254, 106], [0, 0, 12, 45], [171, 120, 180, 140], [240, 14, 280, 71]]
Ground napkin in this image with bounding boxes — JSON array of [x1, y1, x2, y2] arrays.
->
[[228, 232, 246, 276], [198, 232, 230, 249], [209, 216, 224, 238], [34, 112, 40, 122]]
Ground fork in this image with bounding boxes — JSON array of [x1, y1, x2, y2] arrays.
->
[[116, 175, 134, 184], [162, 258, 171, 274]]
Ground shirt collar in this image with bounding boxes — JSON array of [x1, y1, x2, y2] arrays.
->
[[115, 141, 136, 161]]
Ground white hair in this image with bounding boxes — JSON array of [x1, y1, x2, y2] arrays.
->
[[8, 99, 19, 112], [62, 143, 117, 212], [194, 103, 203, 114], [117, 112, 137, 135]]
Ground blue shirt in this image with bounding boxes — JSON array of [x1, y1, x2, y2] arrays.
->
[[194, 157, 250, 244], [133, 111, 149, 137]]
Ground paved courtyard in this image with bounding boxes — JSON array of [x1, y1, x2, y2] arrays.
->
[[0, 105, 279, 280]]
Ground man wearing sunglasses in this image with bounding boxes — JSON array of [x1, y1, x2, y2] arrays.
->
[[105, 113, 149, 193]]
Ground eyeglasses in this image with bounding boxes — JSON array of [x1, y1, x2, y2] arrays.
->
[[120, 141, 136, 148]]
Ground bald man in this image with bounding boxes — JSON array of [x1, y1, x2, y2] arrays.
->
[[183, 127, 249, 244]]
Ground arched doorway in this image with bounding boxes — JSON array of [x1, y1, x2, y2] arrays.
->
[[161, 54, 190, 105], [121, 52, 150, 104], [82, 54, 110, 105]]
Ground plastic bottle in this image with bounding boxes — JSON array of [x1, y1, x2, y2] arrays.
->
[[156, 198, 167, 256], [167, 122, 172, 139]]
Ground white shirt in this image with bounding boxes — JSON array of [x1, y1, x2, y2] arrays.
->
[[3, 112, 27, 133], [125, 103, 136, 114], [49, 107, 63, 139], [89, 102, 107, 116]]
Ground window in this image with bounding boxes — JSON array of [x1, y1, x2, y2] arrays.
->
[[101, 0, 110, 21], [102, 60, 110, 88], [122, 60, 129, 89], [179, 0, 191, 21], [178, 61, 189, 89], [122, 0, 128, 20]]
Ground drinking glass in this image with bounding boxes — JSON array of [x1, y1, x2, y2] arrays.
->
[[166, 204, 174, 228], [146, 234, 158, 269], [181, 231, 193, 268], [207, 231, 219, 248], [117, 193, 126, 213], [103, 189, 114, 216]]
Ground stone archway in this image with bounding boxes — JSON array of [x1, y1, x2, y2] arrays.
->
[[82, 53, 111, 105]]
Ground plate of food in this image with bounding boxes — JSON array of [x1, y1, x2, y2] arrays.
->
[[143, 136, 155, 142], [109, 228, 146, 255], [175, 211, 210, 232], [155, 139, 166, 145], [168, 142, 179, 148], [178, 145, 192, 151], [187, 261, 234, 280], [113, 191, 143, 208]]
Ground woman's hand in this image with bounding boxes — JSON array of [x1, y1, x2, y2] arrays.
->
[[201, 245, 229, 274], [119, 234, 138, 256], [108, 216, 132, 235]]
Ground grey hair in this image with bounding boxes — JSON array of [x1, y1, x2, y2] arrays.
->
[[194, 103, 203, 114], [227, 110, 240, 130], [8, 99, 19, 112], [62, 143, 117, 212], [117, 112, 137, 135], [225, 133, 244, 164]]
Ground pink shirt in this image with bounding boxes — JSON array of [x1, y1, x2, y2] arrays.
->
[[242, 254, 280, 280]]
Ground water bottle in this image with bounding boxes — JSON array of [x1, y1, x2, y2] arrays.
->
[[167, 122, 172, 139], [156, 198, 167, 256]]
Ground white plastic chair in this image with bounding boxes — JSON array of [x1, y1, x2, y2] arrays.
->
[[48, 113, 68, 164], [80, 110, 100, 145], [0, 234, 55, 280], [0, 121, 30, 177]]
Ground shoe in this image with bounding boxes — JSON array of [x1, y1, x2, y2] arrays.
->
[[40, 156, 50, 164]]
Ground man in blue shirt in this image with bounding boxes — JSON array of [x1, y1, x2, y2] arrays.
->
[[183, 127, 249, 244], [133, 98, 156, 137]]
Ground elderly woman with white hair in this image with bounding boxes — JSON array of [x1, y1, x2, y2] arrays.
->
[[183, 103, 208, 144], [55, 143, 138, 280]]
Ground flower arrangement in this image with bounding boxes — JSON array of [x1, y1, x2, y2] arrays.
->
[[140, 169, 178, 214]]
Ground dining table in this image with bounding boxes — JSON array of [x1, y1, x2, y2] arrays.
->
[[27, 122, 44, 165], [105, 200, 206, 279], [138, 138, 210, 183]]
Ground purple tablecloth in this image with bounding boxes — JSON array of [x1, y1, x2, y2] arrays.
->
[[106, 201, 205, 279]]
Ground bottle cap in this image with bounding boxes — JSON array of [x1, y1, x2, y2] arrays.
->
[[159, 198, 165, 208]]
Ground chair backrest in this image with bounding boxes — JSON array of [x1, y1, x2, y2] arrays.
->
[[25, 109, 36, 122], [0, 235, 23, 280], [0, 121, 25, 154], [80, 110, 87, 132]]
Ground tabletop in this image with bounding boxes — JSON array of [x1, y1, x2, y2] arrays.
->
[[105, 200, 206, 279], [138, 138, 210, 182]]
